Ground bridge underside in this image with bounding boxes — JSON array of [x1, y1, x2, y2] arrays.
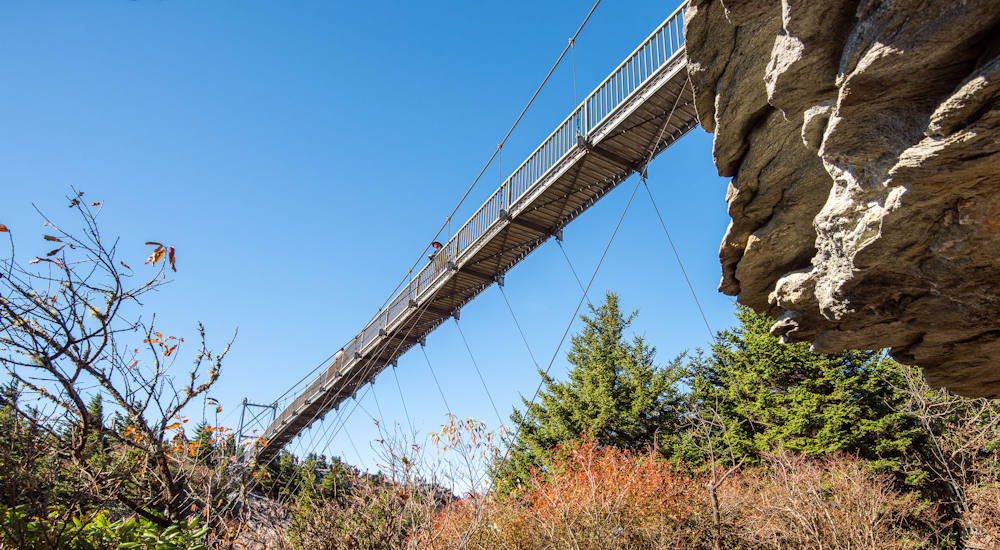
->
[[255, 12, 696, 464]]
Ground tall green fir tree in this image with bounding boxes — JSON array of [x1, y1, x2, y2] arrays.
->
[[496, 291, 685, 493], [679, 306, 924, 481]]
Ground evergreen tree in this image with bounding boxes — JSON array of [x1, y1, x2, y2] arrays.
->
[[679, 306, 924, 480], [0, 382, 61, 511], [85, 394, 104, 432], [83, 394, 106, 459], [191, 422, 215, 465], [263, 450, 303, 499], [496, 292, 684, 491]]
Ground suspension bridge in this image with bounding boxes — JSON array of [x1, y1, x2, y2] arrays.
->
[[251, 3, 696, 465]]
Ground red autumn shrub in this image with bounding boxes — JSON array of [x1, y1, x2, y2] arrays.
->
[[421, 438, 713, 549], [422, 440, 944, 549]]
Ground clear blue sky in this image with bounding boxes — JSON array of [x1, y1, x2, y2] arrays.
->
[[1, 0, 733, 471]]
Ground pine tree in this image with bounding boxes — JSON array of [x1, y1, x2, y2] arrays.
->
[[0, 382, 62, 511], [679, 306, 924, 480], [266, 450, 302, 499], [83, 394, 106, 459], [496, 291, 684, 492], [191, 422, 215, 465]]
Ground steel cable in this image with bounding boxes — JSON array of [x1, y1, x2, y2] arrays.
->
[[453, 317, 504, 426], [497, 284, 542, 372]]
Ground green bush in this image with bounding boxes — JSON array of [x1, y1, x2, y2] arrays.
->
[[1, 505, 208, 550]]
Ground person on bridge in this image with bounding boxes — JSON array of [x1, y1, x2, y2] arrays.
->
[[427, 241, 443, 261], [429, 241, 450, 275]]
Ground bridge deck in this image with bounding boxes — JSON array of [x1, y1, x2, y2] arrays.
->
[[255, 4, 696, 464]]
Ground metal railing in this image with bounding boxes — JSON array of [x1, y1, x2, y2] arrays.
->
[[264, 3, 687, 448]]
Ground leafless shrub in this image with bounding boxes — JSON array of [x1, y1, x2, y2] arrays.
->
[[0, 192, 235, 527], [891, 363, 1000, 544], [236, 422, 464, 549], [964, 480, 1000, 549], [727, 452, 935, 549]]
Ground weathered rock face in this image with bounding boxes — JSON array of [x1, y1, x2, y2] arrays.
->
[[685, 0, 1000, 397]]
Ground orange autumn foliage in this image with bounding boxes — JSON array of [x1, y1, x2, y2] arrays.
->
[[421, 438, 940, 550], [422, 438, 714, 549]]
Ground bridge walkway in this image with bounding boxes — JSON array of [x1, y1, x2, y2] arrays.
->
[[256, 4, 696, 464]]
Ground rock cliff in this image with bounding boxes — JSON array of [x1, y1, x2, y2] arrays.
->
[[684, 0, 1000, 397]]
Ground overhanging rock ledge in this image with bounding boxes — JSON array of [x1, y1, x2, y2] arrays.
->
[[685, 0, 1000, 397]]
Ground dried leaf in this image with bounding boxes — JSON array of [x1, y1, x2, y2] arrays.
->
[[167, 246, 177, 272], [0, 224, 8, 232], [164, 344, 178, 357], [164, 422, 182, 430], [145, 244, 166, 266], [120, 260, 131, 270], [43, 235, 61, 242], [46, 246, 65, 257], [216, 405, 223, 413], [91, 202, 102, 206]]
